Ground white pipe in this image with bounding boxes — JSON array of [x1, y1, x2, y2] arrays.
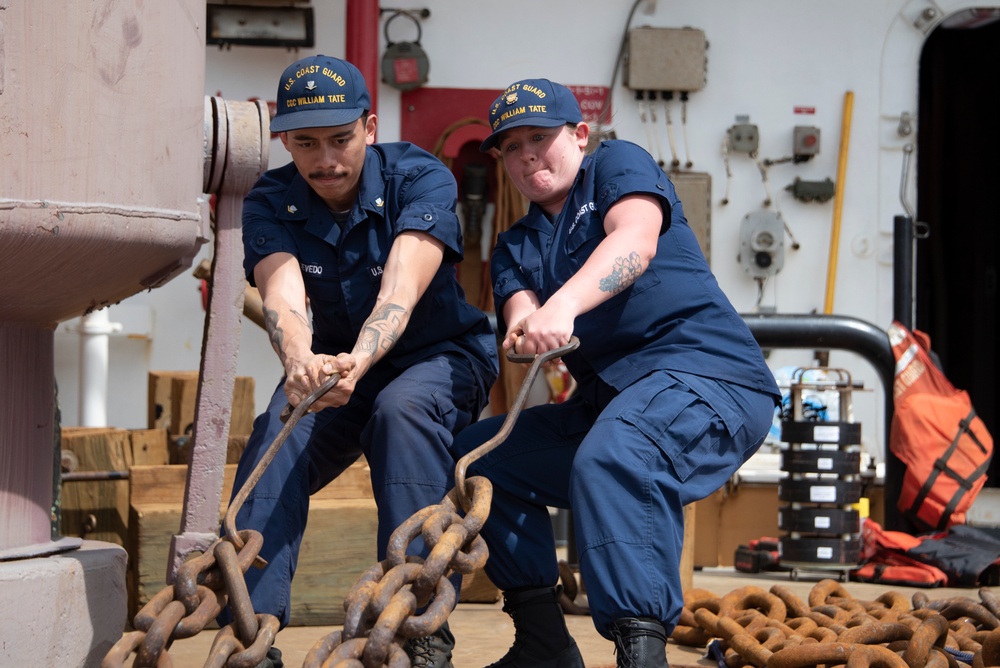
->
[[78, 309, 122, 427]]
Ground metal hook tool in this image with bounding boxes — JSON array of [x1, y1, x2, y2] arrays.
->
[[223, 373, 341, 560], [453, 336, 580, 512]]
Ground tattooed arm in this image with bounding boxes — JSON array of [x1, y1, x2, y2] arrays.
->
[[504, 194, 663, 356], [253, 252, 349, 409], [312, 230, 446, 409]]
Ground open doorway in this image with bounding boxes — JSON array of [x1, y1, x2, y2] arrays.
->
[[916, 12, 999, 485]]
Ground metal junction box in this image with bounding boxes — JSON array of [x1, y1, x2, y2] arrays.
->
[[625, 27, 708, 92], [669, 171, 712, 262]]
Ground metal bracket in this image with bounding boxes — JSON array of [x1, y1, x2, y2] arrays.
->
[[167, 97, 269, 583]]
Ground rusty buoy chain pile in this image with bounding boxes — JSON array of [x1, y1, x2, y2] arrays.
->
[[671, 579, 1000, 668]]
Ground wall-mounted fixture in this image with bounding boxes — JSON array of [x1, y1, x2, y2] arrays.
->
[[207, 4, 315, 48], [381, 8, 431, 91], [625, 27, 708, 93], [739, 211, 785, 279]]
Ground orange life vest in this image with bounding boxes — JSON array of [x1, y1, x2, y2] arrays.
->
[[887, 322, 993, 532]]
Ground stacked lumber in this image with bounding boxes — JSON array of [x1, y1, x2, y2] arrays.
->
[[59, 427, 167, 546], [146, 370, 255, 464]]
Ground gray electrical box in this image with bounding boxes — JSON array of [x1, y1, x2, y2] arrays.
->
[[670, 171, 712, 262], [739, 211, 785, 278], [728, 123, 759, 153], [625, 27, 707, 92], [793, 125, 821, 159]]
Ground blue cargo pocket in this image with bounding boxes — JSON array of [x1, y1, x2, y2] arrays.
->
[[616, 372, 721, 483]]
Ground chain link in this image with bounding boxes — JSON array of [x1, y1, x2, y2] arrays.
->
[[101, 530, 275, 668]]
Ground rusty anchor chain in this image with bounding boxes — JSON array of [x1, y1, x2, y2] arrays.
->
[[104, 337, 579, 668], [102, 375, 340, 668], [303, 337, 580, 668], [671, 579, 1000, 668]]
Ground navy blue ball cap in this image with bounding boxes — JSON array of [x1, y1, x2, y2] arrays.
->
[[480, 78, 584, 152], [271, 55, 371, 133]]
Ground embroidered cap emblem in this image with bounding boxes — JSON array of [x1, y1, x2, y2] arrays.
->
[[305, 81, 317, 91], [504, 92, 518, 106]]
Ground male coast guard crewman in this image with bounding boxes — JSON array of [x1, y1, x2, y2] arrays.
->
[[223, 55, 498, 668]]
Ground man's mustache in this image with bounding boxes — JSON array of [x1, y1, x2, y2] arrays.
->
[[309, 170, 345, 180]]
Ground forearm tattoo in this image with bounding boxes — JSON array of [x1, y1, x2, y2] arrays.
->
[[263, 306, 287, 364], [598, 251, 643, 294], [262, 306, 310, 365], [358, 303, 408, 359]]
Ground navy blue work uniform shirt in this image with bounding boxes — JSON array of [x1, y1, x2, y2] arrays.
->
[[242, 142, 498, 384], [491, 140, 779, 424]]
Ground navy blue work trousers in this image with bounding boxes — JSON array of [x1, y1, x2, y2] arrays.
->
[[450, 369, 775, 639], [222, 352, 488, 628]]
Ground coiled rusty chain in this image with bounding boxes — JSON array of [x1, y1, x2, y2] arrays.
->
[[104, 338, 579, 668], [303, 337, 580, 668], [671, 579, 1000, 668]]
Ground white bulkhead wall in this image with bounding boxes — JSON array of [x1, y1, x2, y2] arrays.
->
[[52, 0, 995, 468]]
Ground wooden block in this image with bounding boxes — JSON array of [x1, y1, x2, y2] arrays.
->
[[680, 503, 695, 593], [459, 568, 499, 603], [230, 377, 256, 436], [287, 497, 379, 625], [130, 429, 169, 466], [147, 370, 198, 431], [127, 460, 511, 624], [148, 371, 256, 438], [169, 373, 200, 436], [130, 497, 379, 625], [128, 460, 374, 508], [169, 374, 256, 437], [61, 426, 134, 470], [227, 434, 249, 465], [60, 427, 133, 546]]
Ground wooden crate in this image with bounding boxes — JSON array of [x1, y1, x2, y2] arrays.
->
[[168, 432, 251, 466], [147, 370, 198, 432], [129, 428, 170, 466], [147, 370, 256, 440], [60, 427, 134, 546]]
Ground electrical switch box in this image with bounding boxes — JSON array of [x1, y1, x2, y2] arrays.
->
[[739, 211, 784, 278], [728, 123, 759, 154], [625, 27, 707, 92], [793, 125, 821, 160], [785, 177, 835, 203]]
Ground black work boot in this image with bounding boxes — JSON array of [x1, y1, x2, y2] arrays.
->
[[253, 646, 284, 668], [610, 617, 668, 668], [404, 621, 455, 668], [486, 586, 585, 668]]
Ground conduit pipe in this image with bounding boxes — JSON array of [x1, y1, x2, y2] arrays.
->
[[346, 0, 381, 120], [77, 309, 122, 427], [824, 91, 854, 314]]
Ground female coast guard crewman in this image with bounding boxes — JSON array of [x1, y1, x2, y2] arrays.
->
[[450, 79, 780, 668]]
